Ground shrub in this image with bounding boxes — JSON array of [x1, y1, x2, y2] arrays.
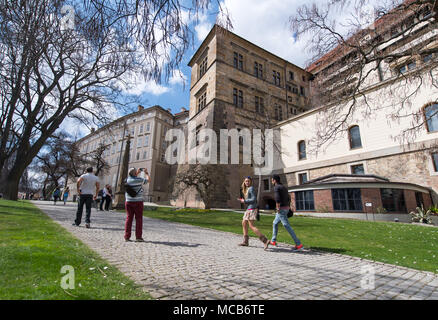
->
[[376, 207, 387, 214], [410, 205, 432, 224], [428, 205, 438, 216]]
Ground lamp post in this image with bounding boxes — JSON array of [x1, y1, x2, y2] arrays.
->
[[112, 133, 132, 210]]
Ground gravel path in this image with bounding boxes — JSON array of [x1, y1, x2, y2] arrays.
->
[[33, 201, 438, 300]]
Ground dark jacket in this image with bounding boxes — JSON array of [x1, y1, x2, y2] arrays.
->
[[274, 184, 290, 207]]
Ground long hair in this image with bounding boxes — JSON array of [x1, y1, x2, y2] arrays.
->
[[241, 177, 252, 199]]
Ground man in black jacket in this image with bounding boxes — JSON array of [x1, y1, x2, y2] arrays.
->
[[270, 175, 303, 250]]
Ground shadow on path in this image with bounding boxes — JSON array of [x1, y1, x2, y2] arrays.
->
[[143, 240, 203, 248]]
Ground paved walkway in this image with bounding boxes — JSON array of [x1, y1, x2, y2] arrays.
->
[[32, 201, 438, 300]]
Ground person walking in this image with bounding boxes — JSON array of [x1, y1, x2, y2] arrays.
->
[[237, 176, 269, 250], [73, 167, 100, 228], [62, 187, 69, 205], [124, 167, 150, 242], [270, 175, 303, 251], [52, 187, 61, 205], [104, 185, 113, 211], [98, 188, 105, 211]]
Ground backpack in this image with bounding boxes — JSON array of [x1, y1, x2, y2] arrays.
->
[[124, 180, 140, 198], [287, 193, 294, 218]]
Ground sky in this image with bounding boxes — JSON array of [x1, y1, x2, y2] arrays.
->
[[64, 0, 385, 138], [139, 0, 314, 114], [63, 0, 320, 138]]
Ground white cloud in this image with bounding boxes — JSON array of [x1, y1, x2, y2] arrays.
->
[[219, 0, 312, 68], [169, 70, 188, 86], [125, 79, 170, 96], [194, 12, 213, 42]]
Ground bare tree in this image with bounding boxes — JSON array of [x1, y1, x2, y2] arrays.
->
[[172, 164, 224, 209], [290, 0, 438, 153], [0, 0, 231, 200]]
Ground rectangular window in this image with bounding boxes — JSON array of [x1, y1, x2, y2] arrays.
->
[[136, 152, 140, 161], [351, 164, 365, 175], [289, 71, 294, 81], [143, 151, 147, 159], [233, 88, 243, 108], [197, 91, 207, 113], [423, 54, 433, 63], [295, 191, 315, 211], [144, 135, 149, 147], [139, 124, 144, 134], [425, 104, 438, 132], [263, 179, 270, 191], [298, 141, 306, 160], [380, 188, 406, 213], [432, 153, 438, 172], [199, 56, 208, 78], [272, 70, 281, 86], [255, 96, 265, 115], [146, 122, 150, 132], [298, 173, 308, 184], [137, 137, 142, 148], [332, 188, 363, 211], [234, 52, 243, 70], [254, 62, 263, 79], [300, 86, 305, 96]]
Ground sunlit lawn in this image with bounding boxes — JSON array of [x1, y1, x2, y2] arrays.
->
[[0, 199, 152, 300], [143, 207, 438, 274]]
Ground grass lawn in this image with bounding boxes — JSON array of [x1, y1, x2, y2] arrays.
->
[[0, 199, 152, 300], [142, 207, 438, 274]]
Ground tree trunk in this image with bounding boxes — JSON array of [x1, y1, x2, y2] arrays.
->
[[3, 169, 22, 201]]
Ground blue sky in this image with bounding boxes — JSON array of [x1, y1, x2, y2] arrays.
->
[[132, 0, 315, 115], [66, 0, 376, 138]]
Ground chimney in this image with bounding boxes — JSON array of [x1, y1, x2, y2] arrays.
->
[[91, 128, 95, 133], [181, 107, 187, 112], [138, 105, 144, 112], [167, 108, 172, 113]]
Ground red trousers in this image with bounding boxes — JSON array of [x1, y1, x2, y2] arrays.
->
[[124, 201, 144, 240]]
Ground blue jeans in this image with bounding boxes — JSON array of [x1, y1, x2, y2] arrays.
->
[[271, 209, 301, 246]]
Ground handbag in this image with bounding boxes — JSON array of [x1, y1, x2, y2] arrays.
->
[[256, 207, 260, 221], [287, 208, 294, 218]]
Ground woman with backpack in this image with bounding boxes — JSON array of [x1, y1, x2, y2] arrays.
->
[[237, 176, 269, 250]]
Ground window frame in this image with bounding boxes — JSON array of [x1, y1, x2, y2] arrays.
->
[[295, 190, 315, 211], [348, 125, 363, 149], [298, 140, 306, 160], [332, 188, 363, 212], [424, 103, 438, 133]]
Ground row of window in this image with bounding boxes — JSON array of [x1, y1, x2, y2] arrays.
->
[[298, 125, 363, 160], [232, 51, 308, 85], [295, 188, 424, 212]]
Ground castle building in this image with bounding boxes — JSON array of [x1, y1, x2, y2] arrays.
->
[[172, 25, 313, 208], [272, 1, 437, 216], [69, 105, 189, 203]]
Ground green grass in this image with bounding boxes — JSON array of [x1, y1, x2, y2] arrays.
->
[[0, 199, 152, 300], [143, 207, 438, 274]]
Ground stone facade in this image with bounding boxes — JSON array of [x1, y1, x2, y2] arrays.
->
[[174, 25, 312, 208], [69, 105, 189, 204]]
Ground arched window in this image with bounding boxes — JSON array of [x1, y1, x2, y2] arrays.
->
[[424, 103, 438, 132], [348, 125, 362, 149], [298, 140, 306, 160]]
